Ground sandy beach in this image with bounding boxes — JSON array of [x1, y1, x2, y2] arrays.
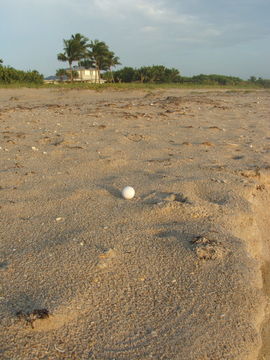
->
[[0, 87, 270, 359]]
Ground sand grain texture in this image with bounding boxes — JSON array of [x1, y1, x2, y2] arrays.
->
[[0, 88, 270, 359]]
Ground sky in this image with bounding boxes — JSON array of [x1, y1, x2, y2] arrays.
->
[[1, 0, 270, 79]]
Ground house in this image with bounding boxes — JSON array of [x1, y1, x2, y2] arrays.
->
[[69, 66, 105, 83], [44, 67, 106, 84]]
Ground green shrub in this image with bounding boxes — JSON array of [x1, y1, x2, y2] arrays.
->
[[0, 66, 44, 84]]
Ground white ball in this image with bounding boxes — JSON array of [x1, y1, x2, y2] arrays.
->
[[122, 186, 135, 199]]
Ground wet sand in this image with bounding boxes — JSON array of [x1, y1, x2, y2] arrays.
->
[[0, 88, 270, 359]]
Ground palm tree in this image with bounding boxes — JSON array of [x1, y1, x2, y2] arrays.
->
[[57, 40, 76, 82], [88, 40, 110, 83], [71, 33, 89, 51], [78, 59, 95, 69], [106, 52, 121, 82], [56, 68, 67, 82], [57, 33, 89, 82], [67, 70, 79, 81]]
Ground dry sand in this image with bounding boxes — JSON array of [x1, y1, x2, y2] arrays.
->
[[0, 87, 270, 360]]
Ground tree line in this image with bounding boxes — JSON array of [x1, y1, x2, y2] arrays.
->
[[248, 76, 270, 88], [103, 65, 181, 83], [57, 33, 120, 82], [0, 59, 44, 84], [104, 67, 270, 87]]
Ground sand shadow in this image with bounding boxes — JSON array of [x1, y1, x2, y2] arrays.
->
[[157, 228, 196, 251], [5, 293, 47, 317], [99, 184, 122, 199]]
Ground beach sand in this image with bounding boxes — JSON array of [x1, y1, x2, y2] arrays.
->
[[0, 87, 270, 359]]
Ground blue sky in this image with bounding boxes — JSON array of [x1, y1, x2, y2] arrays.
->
[[1, 0, 270, 78]]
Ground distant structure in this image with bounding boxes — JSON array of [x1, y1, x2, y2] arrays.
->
[[71, 66, 104, 83], [45, 66, 105, 84]]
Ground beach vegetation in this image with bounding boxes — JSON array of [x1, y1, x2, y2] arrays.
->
[[56, 34, 121, 84], [106, 65, 181, 83], [248, 76, 270, 88], [55, 68, 68, 81], [105, 52, 121, 83], [78, 40, 120, 83], [0, 65, 43, 84], [57, 33, 90, 82], [86, 40, 110, 83]]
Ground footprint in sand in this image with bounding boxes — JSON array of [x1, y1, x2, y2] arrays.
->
[[143, 191, 192, 205], [191, 235, 226, 260]]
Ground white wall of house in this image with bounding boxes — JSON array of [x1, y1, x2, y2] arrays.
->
[[78, 69, 98, 81], [65, 68, 105, 83]]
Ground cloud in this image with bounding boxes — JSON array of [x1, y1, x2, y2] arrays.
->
[[134, 0, 195, 24], [55, 0, 268, 49], [12, 0, 268, 47], [175, 28, 222, 44], [141, 26, 158, 33], [90, 0, 196, 25]]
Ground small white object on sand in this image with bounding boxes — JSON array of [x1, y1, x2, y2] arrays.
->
[[122, 186, 135, 199]]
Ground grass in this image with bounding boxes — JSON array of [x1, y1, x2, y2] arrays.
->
[[0, 81, 267, 91]]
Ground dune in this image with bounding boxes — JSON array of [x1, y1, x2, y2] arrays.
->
[[0, 87, 270, 359]]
